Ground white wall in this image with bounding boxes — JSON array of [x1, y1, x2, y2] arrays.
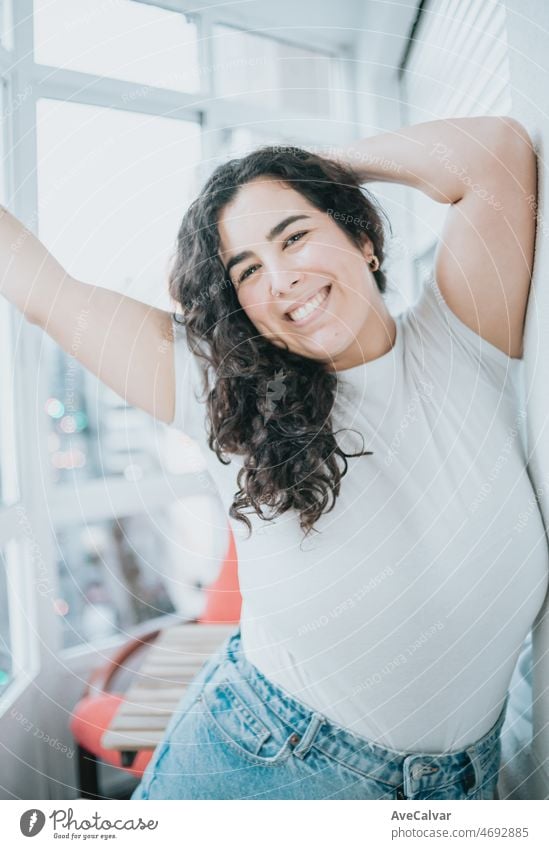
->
[[505, 0, 549, 800]]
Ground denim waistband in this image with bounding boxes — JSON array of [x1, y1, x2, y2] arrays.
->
[[219, 629, 508, 796]]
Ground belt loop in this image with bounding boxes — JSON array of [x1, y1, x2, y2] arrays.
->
[[464, 698, 508, 796], [292, 712, 326, 760], [464, 745, 483, 795], [402, 756, 415, 798]]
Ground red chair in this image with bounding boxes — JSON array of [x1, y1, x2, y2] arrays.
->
[[198, 524, 241, 624], [70, 524, 241, 798]]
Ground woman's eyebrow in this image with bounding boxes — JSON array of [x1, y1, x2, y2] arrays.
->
[[225, 214, 311, 278]]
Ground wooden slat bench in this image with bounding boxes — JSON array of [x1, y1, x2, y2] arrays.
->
[[101, 623, 235, 767]]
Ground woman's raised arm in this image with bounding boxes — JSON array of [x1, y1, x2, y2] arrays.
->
[[330, 115, 536, 358], [330, 115, 529, 204], [0, 204, 176, 425]]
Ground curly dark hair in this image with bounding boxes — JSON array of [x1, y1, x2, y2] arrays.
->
[[168, 145, 392, 543]]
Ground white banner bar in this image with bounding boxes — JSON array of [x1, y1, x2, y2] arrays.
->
[[2, 799, 547, 848]]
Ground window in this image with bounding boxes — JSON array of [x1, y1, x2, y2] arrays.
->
[[35, 99, 201, 484], [0, 80, 17, 507], [36, 99, 201, 305], [213, 25, 338, 117], [217, 126, 287, 160], [54, 496, 219, 650], [0, 539, 27, 697], [0, 0, 12, 50], [0, 300, 18, 505], [55, 514, 176, 649], [0, 543, 12, 694], [0, 78, 5, 508], [33, 0, 199, 92], [44, 357, 191, 485], [0, 80, 5, 200]]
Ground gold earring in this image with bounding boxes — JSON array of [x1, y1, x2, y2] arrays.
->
[[369, 254, 380, 272]]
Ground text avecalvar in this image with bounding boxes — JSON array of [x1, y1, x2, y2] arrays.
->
[[391, 811, 452, 820]]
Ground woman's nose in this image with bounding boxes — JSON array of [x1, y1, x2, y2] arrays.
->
[[268, 267, 303, 298]]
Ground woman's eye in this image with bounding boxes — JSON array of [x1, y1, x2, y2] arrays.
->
[[285, 231, 308, 247], [238, 264, 260, 284], [235, 233, 308, 285]]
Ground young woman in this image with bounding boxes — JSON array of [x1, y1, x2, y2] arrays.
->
[[1, 116, 546, 800]]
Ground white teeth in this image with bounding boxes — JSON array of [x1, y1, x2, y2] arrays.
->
[[288, 287, 329, 322]]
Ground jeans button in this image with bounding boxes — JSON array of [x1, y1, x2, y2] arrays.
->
[[289, 733, 301, 746], [396, 785, 407, 799]]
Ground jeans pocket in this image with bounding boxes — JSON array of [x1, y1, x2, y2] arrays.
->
[[201, 675, 294, 767]]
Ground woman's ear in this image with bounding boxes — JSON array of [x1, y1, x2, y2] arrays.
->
[[359, 237, 375, 263]]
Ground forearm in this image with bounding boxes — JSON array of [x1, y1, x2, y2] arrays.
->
[[0, 203, 70, 324], [334, 115, 529, 204]]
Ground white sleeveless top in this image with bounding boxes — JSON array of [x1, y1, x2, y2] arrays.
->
[[171, 271, 549, 753]]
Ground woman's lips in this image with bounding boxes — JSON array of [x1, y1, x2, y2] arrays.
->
[[284, 285, 332, 326]]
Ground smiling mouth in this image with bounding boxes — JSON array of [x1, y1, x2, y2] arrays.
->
[[285, 285, 332, 325]]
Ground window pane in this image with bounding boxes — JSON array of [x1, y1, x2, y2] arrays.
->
[[35, 99, 201, 484], [0, 543, 13, 695], [36, 100, 201, 303], [0, 78, 4, 506], [44, 353, 209, 484], [213, 25, 335, 116], [33, 0, 199, 93], [0, 0, 12, 50], [0, 80, 5, 200], [0, 81, 18, 506], [218, 127, 285, 160], [55, 499, 217, 649], [0, 301, 18, 504]]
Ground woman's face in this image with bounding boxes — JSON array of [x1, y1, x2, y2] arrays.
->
[[217, 178, 389, 371]]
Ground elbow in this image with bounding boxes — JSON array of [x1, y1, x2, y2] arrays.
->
[[494, 116, 536, 161], [488, 116, 537, 195], [500, 116, 535, 149]]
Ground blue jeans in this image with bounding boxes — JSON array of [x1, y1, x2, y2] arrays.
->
[[131, 629, 507, 800]]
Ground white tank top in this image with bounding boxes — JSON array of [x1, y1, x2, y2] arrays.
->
[[171, 271, 549, 753]]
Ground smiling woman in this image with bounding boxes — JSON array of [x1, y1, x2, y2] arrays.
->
[[128, 116, 549, 801], [217, 182, 396, 368], [167, 145, 393, 538]]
